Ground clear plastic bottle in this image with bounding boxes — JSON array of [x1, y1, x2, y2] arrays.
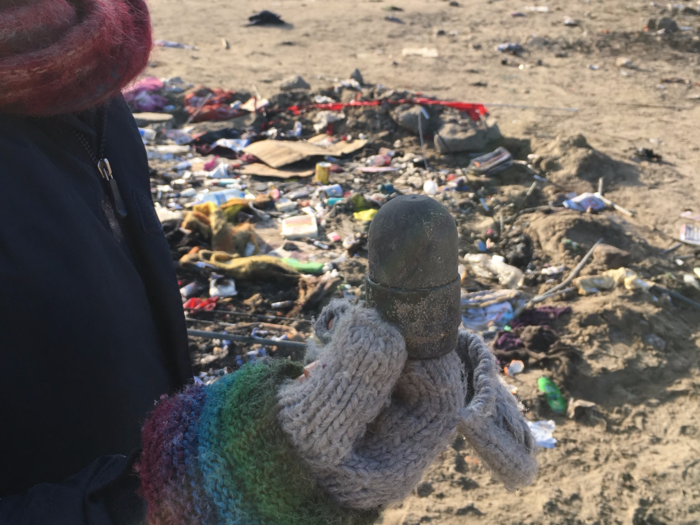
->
[[194, 188, 246, 206]]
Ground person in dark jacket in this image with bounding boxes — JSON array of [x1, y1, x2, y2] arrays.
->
[[0, 0, 192, 522]]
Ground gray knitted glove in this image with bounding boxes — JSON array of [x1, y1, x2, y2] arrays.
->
[[278, 299, 465, 509], [455, 330, 539, 490]]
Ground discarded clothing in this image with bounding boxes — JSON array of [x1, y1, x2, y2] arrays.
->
[[510, 306, 571, 329], [462, 301, 514, 331], [181, 251, 299, 283], [461, 290, 527, 331], [495, 325, 559, 353], [184, 88, 243, 122]]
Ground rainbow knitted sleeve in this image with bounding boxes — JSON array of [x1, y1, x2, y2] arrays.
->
[[138, 359, 380, 525]]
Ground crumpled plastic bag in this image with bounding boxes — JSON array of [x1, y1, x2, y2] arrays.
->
[[527, 420, 557, 449], [603, 267, 650, 291], [461, 301, 514, 331], [574, 267, 649, 295], [573, 275, 615, 295], [465, 254, 524, 289]]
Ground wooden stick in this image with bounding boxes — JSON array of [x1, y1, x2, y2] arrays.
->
[[533, 238, 603, 299], [187, 329, 307, 349], [185, 308, 290, 322], [505, 181, 537, 235], [650, 285, 700, 310], [596, 194, 636, 217]]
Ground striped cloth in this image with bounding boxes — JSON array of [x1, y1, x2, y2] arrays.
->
[[139, 359, 379, 525]]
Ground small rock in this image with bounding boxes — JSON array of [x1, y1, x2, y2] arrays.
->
[[350, 68, 364, 85], [416, 481, 434, 497], [567, 399, 606, 426], [392, 104, 443, 135], [647, 18, 657, 31], [435, 123, 487, 153], [657, 17, 679, 33], [593, 243, 631, 269], [279, 75, 310, 91], [615, 56, 634, 69], [563, 17, 580, 26]]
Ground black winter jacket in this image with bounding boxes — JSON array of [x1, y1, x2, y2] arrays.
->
[[0, 97, 192, 523]]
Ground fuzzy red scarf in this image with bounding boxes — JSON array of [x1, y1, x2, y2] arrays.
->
[[0, 0, 152, 116]]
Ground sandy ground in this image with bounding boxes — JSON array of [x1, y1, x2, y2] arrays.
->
[[147, 1, 700, 523]]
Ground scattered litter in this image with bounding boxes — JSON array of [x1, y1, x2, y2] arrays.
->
[[563, 192, 607, 213], [496, 43, 524, 55], [467, 147, 513, 176], [353, 209, 379, 222], [315, 162, 331, 184], [679, 224, 700, 245], [460, 290, 527, 331], [538, 377, 567, 414], [155, 40, 197, 50], [465, 254, 524, 289], [541, 265, 566, 277], [402, 48, 440, 58], [574, 275, 615, 295], [636, 148, 662, 162], [504, 359, 525, 376], [281, 215, 319, 239], [615, 57, 634, 69], [567, 399, 605, 426], [574, 267, 650, 295], [527, 420, 557, 448], [680, 211, 700, 222], [209, 276, 238, 297], [244, 136, 366, 169]]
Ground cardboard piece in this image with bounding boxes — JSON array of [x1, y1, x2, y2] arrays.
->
[[244, 136, 367, 168], [238, 163, 314, 179]]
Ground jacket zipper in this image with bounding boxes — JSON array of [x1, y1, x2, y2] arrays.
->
[[72, 110, 128, 218]]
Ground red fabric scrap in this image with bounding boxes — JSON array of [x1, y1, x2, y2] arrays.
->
[[287, 97, 489, 122], [183, 297, 218, 311], [184, 88, 244, 122]]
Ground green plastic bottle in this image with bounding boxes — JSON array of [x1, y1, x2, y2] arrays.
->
[[281, 258, 325, 275], [538, 377, 567, 414]]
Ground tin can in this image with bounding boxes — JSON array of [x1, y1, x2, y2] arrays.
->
[[315, 162, 331, 184]]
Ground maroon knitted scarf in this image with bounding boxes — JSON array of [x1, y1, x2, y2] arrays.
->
[[0, 0, 152, 116]]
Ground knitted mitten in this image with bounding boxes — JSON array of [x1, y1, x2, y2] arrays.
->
[[138, 301, 536, 525], [278, 300, 466, 509], [454, 330, 539, 489], [139, 359, 380, 525]]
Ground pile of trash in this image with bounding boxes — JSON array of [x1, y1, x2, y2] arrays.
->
[[129, 69, 700, 415]]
